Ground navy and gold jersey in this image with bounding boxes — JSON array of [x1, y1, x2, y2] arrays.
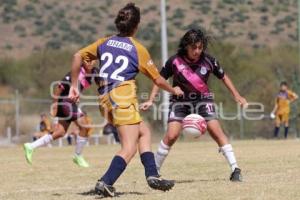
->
[[276, 90, 297, 114], [79, 35, 160, 95]]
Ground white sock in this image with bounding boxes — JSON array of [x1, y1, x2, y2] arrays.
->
[[155, 140, 170, 171], [30, 134, 53, 149], [219, 144, 238, 172], [75, 135, 88, 156]]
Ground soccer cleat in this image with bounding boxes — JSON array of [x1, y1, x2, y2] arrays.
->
[[95, 180, 116, 197], [146, 176, 175, 191], [230, 168, 242, 182], [23, 143, 33, 165], [73, 155, 90, 168]]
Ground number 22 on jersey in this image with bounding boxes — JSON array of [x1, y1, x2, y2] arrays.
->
[[99, 52, 129, 81]]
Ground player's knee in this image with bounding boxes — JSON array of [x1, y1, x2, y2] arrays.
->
[[166, 133, 179, 146], [52, 126, 66, 139]]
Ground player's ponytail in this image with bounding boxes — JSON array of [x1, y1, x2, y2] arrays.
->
[[115, 3, 140, 36]]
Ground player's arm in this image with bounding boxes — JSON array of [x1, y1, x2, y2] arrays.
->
[[140, 84, 159, 111], [150, 58, 175, 100], [222, 74, 248, 108], [69, 52, 83, 102], [271, 99, 278, 114], [137, 47, 183, 96], [139, 54, 181, 110], [153, 76, 182, 95], [210, 56, 248, 108], [288, 90, 298, 103], [69, 38, 105, 102]]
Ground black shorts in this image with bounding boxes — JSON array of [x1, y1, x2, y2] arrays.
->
[[168, 99, 217, 123], [56, 99, 84, 122]]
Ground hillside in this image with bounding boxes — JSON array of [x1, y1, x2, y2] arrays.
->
[[0, 0, 298, 58]]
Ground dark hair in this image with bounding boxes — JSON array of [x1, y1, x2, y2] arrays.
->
[[280, 81, 288, 86], [115, 3, 140, 36], [177, 29, 209, 56]]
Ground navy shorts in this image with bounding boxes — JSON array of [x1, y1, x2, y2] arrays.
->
[[56, 99, 84, 122], [168, 99, 217, 123]]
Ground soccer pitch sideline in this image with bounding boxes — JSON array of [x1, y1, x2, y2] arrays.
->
[[0, 140, 299, 200]]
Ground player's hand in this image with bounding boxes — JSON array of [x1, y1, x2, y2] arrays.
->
[[173, 86, 184, 96], [140, 100, 153, 111], [270, 112, 275, 119], [235, 95, 248, 108], [83, 60, 96, 70], [68, 85, 80, 103]]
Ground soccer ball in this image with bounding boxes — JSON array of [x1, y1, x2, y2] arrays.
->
[[182, 114, 207, 137]]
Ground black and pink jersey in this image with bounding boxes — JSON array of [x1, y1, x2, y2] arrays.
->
[[58, 67, 99, 98], [160, 53, 225, 102]]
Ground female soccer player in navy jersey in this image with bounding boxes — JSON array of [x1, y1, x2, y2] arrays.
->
[[68, 3, 183, 197], [141, 29, 248, 182]]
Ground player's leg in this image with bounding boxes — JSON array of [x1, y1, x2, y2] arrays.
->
[[274, 114, 281, 138], [23, 120, 70, 164], [95, 96, 174, 196], [138, 121, 152, 154], [283, 113, 289, 139], [95, 96, 135, 197], [137, 121, 175, 191], [155, 121, 182, 172], [95, 123, 140, 197], [155, 102, 187, 171], [207, 119, 242, 182], [72, 115, 91, 167]]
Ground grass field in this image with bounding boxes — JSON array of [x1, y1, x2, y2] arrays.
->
[[0, 140, 300, 200]]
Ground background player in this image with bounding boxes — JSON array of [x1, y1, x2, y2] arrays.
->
[[141, 29, 248, 182], [32, 113, 52, 141], [271, 81, 298, 138], [23, 61, 97, 168], [68, 3, 183, 197]]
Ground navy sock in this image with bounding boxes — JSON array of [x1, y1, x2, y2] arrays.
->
[[274, 127, 280, 137], [140, 152, 159, 178], [101, 155, 127, 185], [284, 127, 289, 138]]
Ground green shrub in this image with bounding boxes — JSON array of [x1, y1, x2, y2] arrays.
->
[[53, 9, 65, 20], [79, 24, 97, 34], [34, 20, 44, 26], [248, 32, 258, 40], [231, 11, 249, 23], [43, 3, 53, 10], [43, 17, 56, 31], [257, 5, 268, 12], [4, 44, 13, 50], [137, 26, 157, 41], [14, 25, 27, 37], [1, 0, 17, 7], [46, 39, 61, 49], [173, 8, 185, 19], [29, 0, 40, 3], [58, 20, 71, 32], [260, 15, 269, 26], [23, 4, 38, 18], [107, 24, 116, 33]]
